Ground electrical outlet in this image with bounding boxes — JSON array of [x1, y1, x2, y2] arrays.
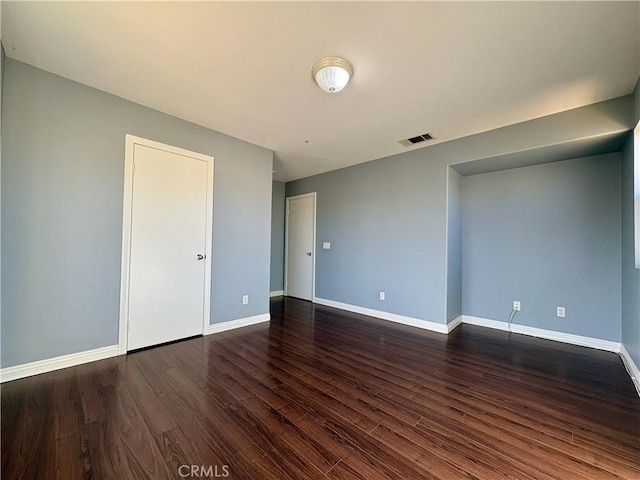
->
[[513, 300, 521, 311], [379, 291, 385, 301], [242, 295, 249, 305], [557, 306, 565, 318]]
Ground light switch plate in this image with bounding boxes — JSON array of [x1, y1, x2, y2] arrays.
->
[[323, 242, 331, 250]]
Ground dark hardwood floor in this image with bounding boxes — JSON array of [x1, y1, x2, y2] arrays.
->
[[2, 297, 639, 479]]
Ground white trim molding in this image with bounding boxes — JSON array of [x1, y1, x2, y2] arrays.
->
[[270, 290, 284, 297], [314, 297, 452, 334], [463, 315, 511, 332], [0, 345, 119, 383], [206, 313, 270, 335], [447, 315, 463, 332], [620, 344, 640, 397], [462, 315, 621, 353]]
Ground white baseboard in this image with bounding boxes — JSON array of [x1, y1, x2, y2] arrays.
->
[[463, 315, 510, 332], [313, 297, 450, 334], [462, 315, 621, 353], [620, 344, 640, 397], [269, 290, 284, 297], [206, 313, 270, 335], [1, 312, 271, 382], [0, 345, 119, 383], [447, 315, 463, 332]]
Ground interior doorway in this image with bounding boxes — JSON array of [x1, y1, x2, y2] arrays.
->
[[118, 135, 214, 352], [285, 193, 316, 301]]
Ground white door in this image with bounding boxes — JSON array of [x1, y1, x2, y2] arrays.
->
[[286, 193, 315, 300], [123, 138, 213, 351]]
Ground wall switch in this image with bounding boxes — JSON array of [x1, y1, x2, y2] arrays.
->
[[242, 295, 249, 305], [323, 242, 331, 250], [379, 291, 385, 301], [557, 306, 566, 318], [513, 300, 521, 311]]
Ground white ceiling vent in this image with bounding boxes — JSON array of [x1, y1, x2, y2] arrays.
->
[[399, 133, 435, 147]]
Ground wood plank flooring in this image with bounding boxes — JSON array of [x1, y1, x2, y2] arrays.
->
[[2, 297, 639, 479]]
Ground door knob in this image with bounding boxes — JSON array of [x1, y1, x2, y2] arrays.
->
[[306, 252, 312, 256], [197, 254, 206, 260]]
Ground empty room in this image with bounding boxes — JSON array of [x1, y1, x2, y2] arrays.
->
[[1, 2, 640, 479]]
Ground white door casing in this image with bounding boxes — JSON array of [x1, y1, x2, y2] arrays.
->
[[118, 135, 214, 353], [285, 193, 316, 301]]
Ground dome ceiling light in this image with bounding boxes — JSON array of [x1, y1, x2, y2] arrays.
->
[[312, 56, 353, 93]]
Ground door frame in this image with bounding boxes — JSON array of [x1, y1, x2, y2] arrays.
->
[[284, 192, 317, 301], [118, 134, 214, 354]]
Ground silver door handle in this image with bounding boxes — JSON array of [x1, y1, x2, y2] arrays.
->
[[197, 254, 206, 260], [306, 252, 312, 256]]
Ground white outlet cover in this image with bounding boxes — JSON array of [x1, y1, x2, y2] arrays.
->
[[323, 242, 331, 249], [557, 306, 566, 318], [379, 291, 385, 300], [242, 295, 249, 305]]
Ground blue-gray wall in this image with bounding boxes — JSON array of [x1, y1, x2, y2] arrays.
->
[[462, 154, 622, 341], [270, 181, 285, 292], [446, 168, 462, 323], [1, 59, 273, 368], [621, 77, 640, 368], [287, 155, 447, 322], [286, 96, 632, 327]]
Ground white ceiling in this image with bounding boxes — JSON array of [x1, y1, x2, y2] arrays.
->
[[2, 1, 639, 181]]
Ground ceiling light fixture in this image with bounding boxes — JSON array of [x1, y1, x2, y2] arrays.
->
[[312, 56, 353, 93]]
